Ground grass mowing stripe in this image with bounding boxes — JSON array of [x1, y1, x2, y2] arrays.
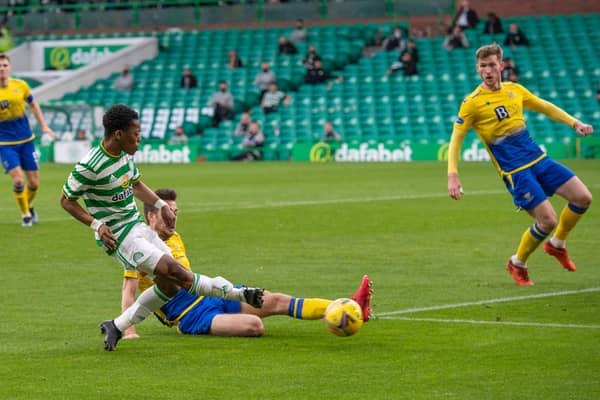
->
[[378, 287, 600, 316], [379, 316, 600, 329]]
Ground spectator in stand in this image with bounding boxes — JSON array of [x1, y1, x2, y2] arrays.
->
[[168, 126, 188, 145], [227, 50, 243, 69], [179, 67, 198, 89], [209, 81, 234, 127], [231, 121, 265, 161], [501, 57, 520, 82], [504, 23, 529, 47], [387, 39, 419, 76], [234, 112, 252, 137], [290, 18, 307, 43], [261, 82, 291, 115], [254, 61, 276, 100], [482, 12, 504, 35], [75, 128, 92, 141], [596, 82, 600, 103], [305, 59, 343, 85], [302, 45, 322, 71], [382, 26, 407, 52], [321, 121, 341, 142], [444, 26, 470, 51], [278, 36, 298, 55], [452, 0, 479, 30], [113, 65, 134, 91]]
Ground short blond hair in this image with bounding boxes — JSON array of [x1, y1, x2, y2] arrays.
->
[[476, 44, 503, 61]]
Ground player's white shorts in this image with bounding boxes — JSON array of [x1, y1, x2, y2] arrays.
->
[[112, 223, 171, 277]]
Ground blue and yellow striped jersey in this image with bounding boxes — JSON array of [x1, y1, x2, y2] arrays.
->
[[449, 82, 577, 174], [0, 78, 35, 145]]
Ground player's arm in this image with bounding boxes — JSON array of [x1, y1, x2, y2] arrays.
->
[[28, 98, 56, 139], [132, 180, 176, 228], [447, 101, 473, 200], [522, 87, 593, 136], [60, 193, 117, 250]]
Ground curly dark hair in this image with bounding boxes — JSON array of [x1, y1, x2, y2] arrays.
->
[[143, 188, 177, 221], [102, 104, 139, 138]]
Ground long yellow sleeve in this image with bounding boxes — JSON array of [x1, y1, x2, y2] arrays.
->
[[524, 97, 577, 128], [447, 128, 467, 174]]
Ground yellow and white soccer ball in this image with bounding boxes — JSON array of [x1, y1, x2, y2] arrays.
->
[[323, 298, 363, 337]]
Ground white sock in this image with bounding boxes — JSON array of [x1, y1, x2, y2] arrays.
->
[[511, 255, 527, 268], [190, 273, 244, 301], [114, 285, 170, 332], [550, 237, 566, 249]]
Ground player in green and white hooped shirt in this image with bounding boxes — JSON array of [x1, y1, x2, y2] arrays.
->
[[61, 104, 264, 351]]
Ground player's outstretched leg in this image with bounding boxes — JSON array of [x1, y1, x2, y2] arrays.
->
[[543, 242, 576, 271], [506, 259, 533, 286], [100, 320, 122, 351], [352, 275, 373, 321]]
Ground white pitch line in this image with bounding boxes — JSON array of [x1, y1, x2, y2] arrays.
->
[[378, 287, 600, 316], [378, 316, 600, 329]]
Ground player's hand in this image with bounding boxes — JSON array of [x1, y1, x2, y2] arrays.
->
[[448, 173, 464, 200], [574, 121, 593, 136], [161, 205, 176, 230], [42, 126, 56, 140], [97, 224, 117, 250]]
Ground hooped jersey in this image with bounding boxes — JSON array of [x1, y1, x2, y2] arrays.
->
[[62, 142, 142, 253]]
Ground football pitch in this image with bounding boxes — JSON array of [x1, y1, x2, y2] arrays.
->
[[1, 160, 599, 400]]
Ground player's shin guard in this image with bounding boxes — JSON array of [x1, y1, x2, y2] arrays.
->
[[113, 285, 171, 332], [553, 203, 587, 244], [13, 183, 30, 216], [516, 223, 549, 264], [288, 298, 332, 320]]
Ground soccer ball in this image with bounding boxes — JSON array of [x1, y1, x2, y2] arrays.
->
[[323, 298, 363, 337]]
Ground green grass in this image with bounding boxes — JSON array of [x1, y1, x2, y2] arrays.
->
[[1, 161, 599, 400]]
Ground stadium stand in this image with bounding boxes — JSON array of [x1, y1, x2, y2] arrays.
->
[[16, 13, 600, 160]]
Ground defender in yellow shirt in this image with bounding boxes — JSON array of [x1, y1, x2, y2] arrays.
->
[[447, 44, 593, 286], [0, 53, 55, 226], [121, 188, 373, 339]]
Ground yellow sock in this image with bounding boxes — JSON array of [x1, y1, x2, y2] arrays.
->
[[25, 186, 37, 207], [288, 298, 332, 320], [555, 203, 587, 241], [13, 185, 30, 216], [516, 223, 549, 263]]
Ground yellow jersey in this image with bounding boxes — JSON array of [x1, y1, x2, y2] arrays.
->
[[448, 82, 577, 175], [0, 78, 35, 145]]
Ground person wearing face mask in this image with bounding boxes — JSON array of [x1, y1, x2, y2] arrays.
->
[[290, 18, 307, 43], [114, 64, 134, 91], [254, 61, 276, 101], [302, 45, 322, 70], [209, 81, 234, 127], [382, 26, 407, 52]]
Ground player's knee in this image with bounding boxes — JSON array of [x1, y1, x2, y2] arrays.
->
[[246, 316, 265, 337], [27, 182, 39, 191], [538, 215, 557, 233], [12, 181, 25, 191], [577, 191, 592, 209]]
